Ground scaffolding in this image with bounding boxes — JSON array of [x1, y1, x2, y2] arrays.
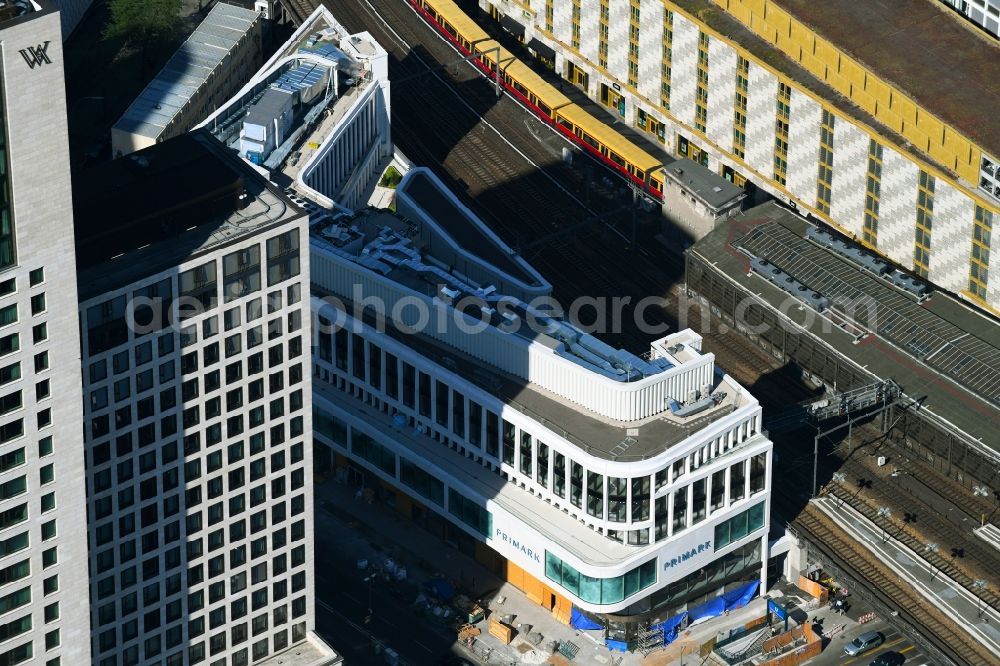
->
[[637, 621, 665, 656]]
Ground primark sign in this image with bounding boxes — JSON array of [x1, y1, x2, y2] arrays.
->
[[493, 528, 542, 563], [663, 540, 712, 570]]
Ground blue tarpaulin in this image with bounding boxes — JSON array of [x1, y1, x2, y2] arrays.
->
[[570, 608, 603, 630], [605, 639, 629, 652], [650, 611, 688, 646], [688, 596, 725, 623], [422, 578, 455, 601], [723, 580, 760, 611], [687, 580, 761, 625]]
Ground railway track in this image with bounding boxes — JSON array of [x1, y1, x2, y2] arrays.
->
[[831, 451, 1000, 610], [794, 507, 996, 666], [279, 0, 317, 24]]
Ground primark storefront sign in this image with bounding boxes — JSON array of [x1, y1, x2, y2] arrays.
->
[[494, 528, 542, 563], [663, 540, 712, 570]]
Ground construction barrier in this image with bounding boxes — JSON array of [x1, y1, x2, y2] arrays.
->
[[762, 623, 822, 666], [488, 618, 512, 644], [858, 612, 877, 624], [796, 575, 829, 602]]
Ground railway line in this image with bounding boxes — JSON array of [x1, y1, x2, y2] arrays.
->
[[830, 443, 1000, 610], [283, 1, 994, 660], [793, 507, 997, 666]]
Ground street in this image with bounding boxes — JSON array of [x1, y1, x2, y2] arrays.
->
[[312, 497, 470, 665]]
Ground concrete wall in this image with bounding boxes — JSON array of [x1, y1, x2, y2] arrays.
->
[[0, 8, 90, 664]]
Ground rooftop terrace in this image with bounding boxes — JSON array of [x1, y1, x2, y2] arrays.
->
[[198, 5, 386, 203]]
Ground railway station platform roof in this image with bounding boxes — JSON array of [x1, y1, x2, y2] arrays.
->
[[688, 202, 1000, 459]]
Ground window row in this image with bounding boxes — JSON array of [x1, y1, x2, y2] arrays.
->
[[315, 327, 762, 517], [86, 255, 302, 356]]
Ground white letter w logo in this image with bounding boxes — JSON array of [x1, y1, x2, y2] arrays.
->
[[19, 41, 51, 69]]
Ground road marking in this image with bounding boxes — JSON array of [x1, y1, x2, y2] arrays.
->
[[899, 645, 915, 653]]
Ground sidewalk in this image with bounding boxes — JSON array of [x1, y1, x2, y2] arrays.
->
[[814, 495, 1000, 653], [314, 476, 788, 665]]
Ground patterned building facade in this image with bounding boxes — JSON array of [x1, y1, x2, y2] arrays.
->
[[483, 0, 1000, 314]]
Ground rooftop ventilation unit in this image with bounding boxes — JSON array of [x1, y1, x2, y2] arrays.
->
[[806, 226, 890, 275], [888, 269, 932, 299], [750, 257, 830, 312]]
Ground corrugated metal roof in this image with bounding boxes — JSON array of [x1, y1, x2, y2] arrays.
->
[[114, 2, 260, 140]]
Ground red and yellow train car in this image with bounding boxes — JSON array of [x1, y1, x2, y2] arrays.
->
[[409, 0, 664, 197]]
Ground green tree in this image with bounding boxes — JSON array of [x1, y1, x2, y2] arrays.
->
[[104, 0, 182, 75]]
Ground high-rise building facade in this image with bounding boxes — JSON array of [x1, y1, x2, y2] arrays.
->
[[0, 3, 90, 665], [478, 0, 1000, 315], [73, 131, 336, 666]]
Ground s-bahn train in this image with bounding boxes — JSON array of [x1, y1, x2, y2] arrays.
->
[[407, 0, 666, 199]]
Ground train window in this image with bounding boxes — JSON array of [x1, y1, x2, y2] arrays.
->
[[635, 169, 645, 181], [650, 178, 663, 192], [510, 80, 528, 96], [461, 39, 470, 51], [581, 133, 599, 149], [444, 22, 457, 37], [537, 102, 551, 117], [600, 146, 609, 157], [609, 152, 626, 167], [627, 165, 636, 176], [557, 117, 573, 131]]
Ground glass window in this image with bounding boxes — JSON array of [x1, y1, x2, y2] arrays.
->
[[630, 476, 650, 521], [608, 477, 627, 522], [710, 470, 726, 513], [672, 486, 688, 533], [730, 461, 746, 502], [749, 453, 766, 494]]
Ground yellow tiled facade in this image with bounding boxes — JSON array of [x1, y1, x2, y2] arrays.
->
[[483, 0, 1000, 313]]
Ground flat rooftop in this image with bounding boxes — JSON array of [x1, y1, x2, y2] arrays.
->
[[772, 0, 1000, 160], [256, 634, 341, 666], [397, 170, 543, 288], [316, 292, 748, 462], [73, 131, 304, 299], [665, 158, 745, 209], [114, 2, 260, 140], [672, 0, 955, 176], [689, 202, 1000, 455]]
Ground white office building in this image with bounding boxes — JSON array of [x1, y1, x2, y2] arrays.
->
[[200, 5, 392, 213], [0, 3, 90, 665], [310, 167, 771, 640], [73, 130, 338, 666]]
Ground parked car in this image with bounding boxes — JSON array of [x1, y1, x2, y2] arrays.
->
[[844, 630, 884, 656], [869, 652, 905, 666]]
